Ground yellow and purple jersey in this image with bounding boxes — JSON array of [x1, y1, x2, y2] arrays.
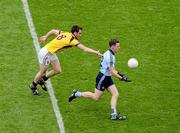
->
[[45, 31, 80, 54]]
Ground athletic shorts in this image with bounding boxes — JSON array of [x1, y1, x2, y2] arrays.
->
[[38, 47, 58, 66], [95, 72, 114, 91]]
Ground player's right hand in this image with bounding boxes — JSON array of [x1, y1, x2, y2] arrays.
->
[[97, 51, 103, 58], [39, 36, 47, 43]]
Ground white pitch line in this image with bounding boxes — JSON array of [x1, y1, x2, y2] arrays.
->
[[22, 0, 65, 133]]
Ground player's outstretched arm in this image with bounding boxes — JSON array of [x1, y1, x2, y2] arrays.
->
[[39, 29, 60, 43], [109, 67, 132, 82], [77, 44, 102, 57]]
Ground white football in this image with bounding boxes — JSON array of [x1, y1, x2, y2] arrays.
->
[[128, 58, 138, 68]]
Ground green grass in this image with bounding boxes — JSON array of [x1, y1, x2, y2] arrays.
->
[[0, 0, 59, 133], [0, 0, 180, 133]]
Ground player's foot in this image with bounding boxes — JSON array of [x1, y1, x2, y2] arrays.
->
[[29, 85, 40, 96], [68, 89, 77, 102], [38, 80, 47, 91], [111, 113, 126, 120]]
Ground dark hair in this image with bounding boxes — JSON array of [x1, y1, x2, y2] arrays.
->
[[71, 25, 83, 33], [109, 39, 119, 47]]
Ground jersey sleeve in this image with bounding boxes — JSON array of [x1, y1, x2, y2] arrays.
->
[[70, 39, 80, 46], [109, 54, 114, 67]]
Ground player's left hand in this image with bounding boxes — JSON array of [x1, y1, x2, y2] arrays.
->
[[117, 72, 132, 82], [121, 76, 132, 82]]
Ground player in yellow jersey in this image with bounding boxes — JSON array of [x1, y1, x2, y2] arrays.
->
[[29, 25, 102, 96]]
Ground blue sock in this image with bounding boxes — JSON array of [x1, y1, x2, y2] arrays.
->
[[111, 108, 117, 115]]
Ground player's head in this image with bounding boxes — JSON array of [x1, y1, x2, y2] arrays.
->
[[71, 25, 83, 39], [109, 39, 120, 53]]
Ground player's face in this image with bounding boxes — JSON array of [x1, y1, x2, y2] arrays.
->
[[74, 30, 82, 39], [114, 43, 120, 53]]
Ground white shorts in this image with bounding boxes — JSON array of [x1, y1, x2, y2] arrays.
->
[[38, 47, 58, 66]]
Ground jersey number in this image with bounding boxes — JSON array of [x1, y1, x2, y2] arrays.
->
[[57, 35, 66, 40]]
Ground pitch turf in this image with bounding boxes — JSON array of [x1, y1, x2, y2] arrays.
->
[[0, 0, 179, 133]]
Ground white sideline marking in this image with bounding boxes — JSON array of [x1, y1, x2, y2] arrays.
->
[[22, 0, 65, 133]]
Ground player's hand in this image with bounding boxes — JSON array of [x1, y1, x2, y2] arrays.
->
[[96, 50, 103, 58], [121, 76, 132, 82], [117, 72, 132, 82], [39, 36, 47, 43]]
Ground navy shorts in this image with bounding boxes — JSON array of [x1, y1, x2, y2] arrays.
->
[[95, 72, 114, 91]]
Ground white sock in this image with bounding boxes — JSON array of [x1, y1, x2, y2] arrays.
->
[[75, 91, 82, 97]]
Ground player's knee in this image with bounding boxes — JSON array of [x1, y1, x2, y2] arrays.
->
[[39, 70, 46, 75], [113, 93, 119, 99], [54, 68, 62, 74], [55, 70, 61, 74]]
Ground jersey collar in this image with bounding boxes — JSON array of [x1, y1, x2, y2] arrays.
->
[[109, 49, 115, 55], [72, 33, 78, 40]]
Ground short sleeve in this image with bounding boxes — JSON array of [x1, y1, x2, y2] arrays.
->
[[109, 54, 113, 66]]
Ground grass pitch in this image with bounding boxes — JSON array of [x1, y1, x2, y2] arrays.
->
[[0, 0, 179, 133]]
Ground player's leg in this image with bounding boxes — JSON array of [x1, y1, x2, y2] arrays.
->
[[107, 84, 119, 115], [107, 85, 126, 120], [34, 64, 47, 82], [69, 72, 105, 102], [38, 54, 61, 91], [82, 88, 103, 100], [69, 88, 104, 102], [29, 47, 49, 95], [46, 54, 62, 78], [30, 64, 47, 95]]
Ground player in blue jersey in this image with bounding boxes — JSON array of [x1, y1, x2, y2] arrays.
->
[[68, 39, 131, 120]]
